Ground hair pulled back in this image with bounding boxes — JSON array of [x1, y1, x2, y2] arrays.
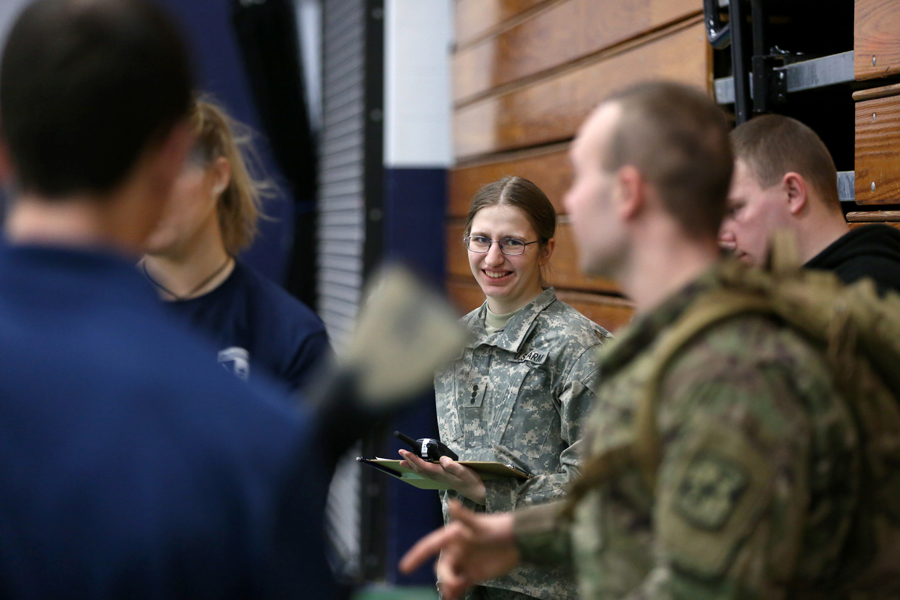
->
[[190, 97, 274, 255], [464, 176, 556, 246]]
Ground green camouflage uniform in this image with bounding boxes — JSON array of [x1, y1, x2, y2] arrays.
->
[[514, 264, 860, 599], [435, 288, 610, 600]]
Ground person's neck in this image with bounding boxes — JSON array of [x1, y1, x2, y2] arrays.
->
[[617, 220, 719, 316], [5, 193, 143, 257], [486, 285, 542, 315], [795, 209, 850, 263], [142, 234, 233, 301]]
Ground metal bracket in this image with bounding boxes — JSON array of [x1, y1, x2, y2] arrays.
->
[[751, 55, 788, 112], [715, 52, 855, 105], [703, 0, 731, 49]]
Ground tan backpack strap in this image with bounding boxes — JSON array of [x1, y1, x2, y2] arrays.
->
[[633, 290, 774, 492], [765, 229, 802, 275], [558, 445, 636, 522], [559, 288, 774, 523]]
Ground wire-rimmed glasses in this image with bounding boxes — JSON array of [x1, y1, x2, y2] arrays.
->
[[464, 235, 539, 256]]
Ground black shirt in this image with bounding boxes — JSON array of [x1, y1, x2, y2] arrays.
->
[[805, 224, 900, 295]]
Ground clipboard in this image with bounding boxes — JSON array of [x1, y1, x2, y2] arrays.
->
[[357, 457, 532, 490]]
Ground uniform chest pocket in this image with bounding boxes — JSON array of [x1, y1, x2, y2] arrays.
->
[[434, 362, 464, 445], [489, 359, 545, 447]]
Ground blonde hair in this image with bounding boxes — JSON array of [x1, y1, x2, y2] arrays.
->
[[190, 96, 275, 255]]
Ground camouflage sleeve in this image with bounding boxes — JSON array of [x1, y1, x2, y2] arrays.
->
[[483, 346, 600, 513], [512, 502, 573, 567], [624, 364, 820, 600]]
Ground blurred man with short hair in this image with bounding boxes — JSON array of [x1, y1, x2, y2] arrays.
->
[[720, 114, 900, 294]]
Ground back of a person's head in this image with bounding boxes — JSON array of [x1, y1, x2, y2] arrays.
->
[[0, 0, 193, 198], [730, 114, 840, 211], [602, 81, 733, 240]]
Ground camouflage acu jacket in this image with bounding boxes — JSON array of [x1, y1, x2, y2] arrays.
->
[[514, 264, 860, 600], [436, 288, 610, 600]]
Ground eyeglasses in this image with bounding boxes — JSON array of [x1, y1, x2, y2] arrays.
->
[[464, 235, 539, 256]]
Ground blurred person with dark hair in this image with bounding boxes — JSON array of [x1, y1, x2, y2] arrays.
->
[[141, 97, 331, 392], [0, 0, 337, 596], [720, 114, 900, 294]]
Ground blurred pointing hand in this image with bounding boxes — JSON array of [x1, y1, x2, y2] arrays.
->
[[399, 500, 519, 600]]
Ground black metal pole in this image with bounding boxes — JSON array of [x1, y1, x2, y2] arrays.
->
[[729, 0, 753, 124], [750, 0, 768, 114]]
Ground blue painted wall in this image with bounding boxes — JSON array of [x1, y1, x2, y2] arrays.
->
[[383, 167, 447, 585]]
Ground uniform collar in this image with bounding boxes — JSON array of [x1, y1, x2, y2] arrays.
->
[[463, 287, 557, 352], [596, 262, 726, 376]]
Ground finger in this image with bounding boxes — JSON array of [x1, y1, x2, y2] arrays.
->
[[439, 456, 459, 472], [399, 526, 451, 574], [438, 570, 468, 600], [400, 451, 432, 474], [402, 451, 427, 468], [435, 553, 470, 600], [447, 499, 481, 528], [439, 457, 476, 480]]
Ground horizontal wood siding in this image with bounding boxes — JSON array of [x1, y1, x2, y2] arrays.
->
[[449, 0, 711, 334], [454, 18, 708, 158], [855, 0, 900, 80], [455, 0, 553, 48], [449, 144, 571, 217], [855, 93, 900, 204], [454, 0, 702, 104]]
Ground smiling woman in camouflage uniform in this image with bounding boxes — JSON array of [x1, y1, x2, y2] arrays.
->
[[400, 176, 610, 600]]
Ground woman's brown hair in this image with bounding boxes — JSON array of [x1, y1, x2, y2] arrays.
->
[[464, 176, 556, 244], [190, 97, 274, 255]]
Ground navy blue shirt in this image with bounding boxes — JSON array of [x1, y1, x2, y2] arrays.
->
[[162, 261, 331, 392], [0, 243, 334, 599]]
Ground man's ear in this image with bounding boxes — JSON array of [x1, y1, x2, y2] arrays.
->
[[617, 165, 644, 220], [782, 172, 808, 215]]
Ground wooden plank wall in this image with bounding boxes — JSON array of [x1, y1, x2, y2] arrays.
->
[[851, 0, 900, 229], [449, 0, 708, 332]]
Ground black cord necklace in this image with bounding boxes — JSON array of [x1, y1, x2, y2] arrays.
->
[[142, 256, 232, 301]]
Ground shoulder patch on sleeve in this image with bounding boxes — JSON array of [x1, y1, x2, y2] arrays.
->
[[672, 453, 748, 530], [657, 421, 774, 577]]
